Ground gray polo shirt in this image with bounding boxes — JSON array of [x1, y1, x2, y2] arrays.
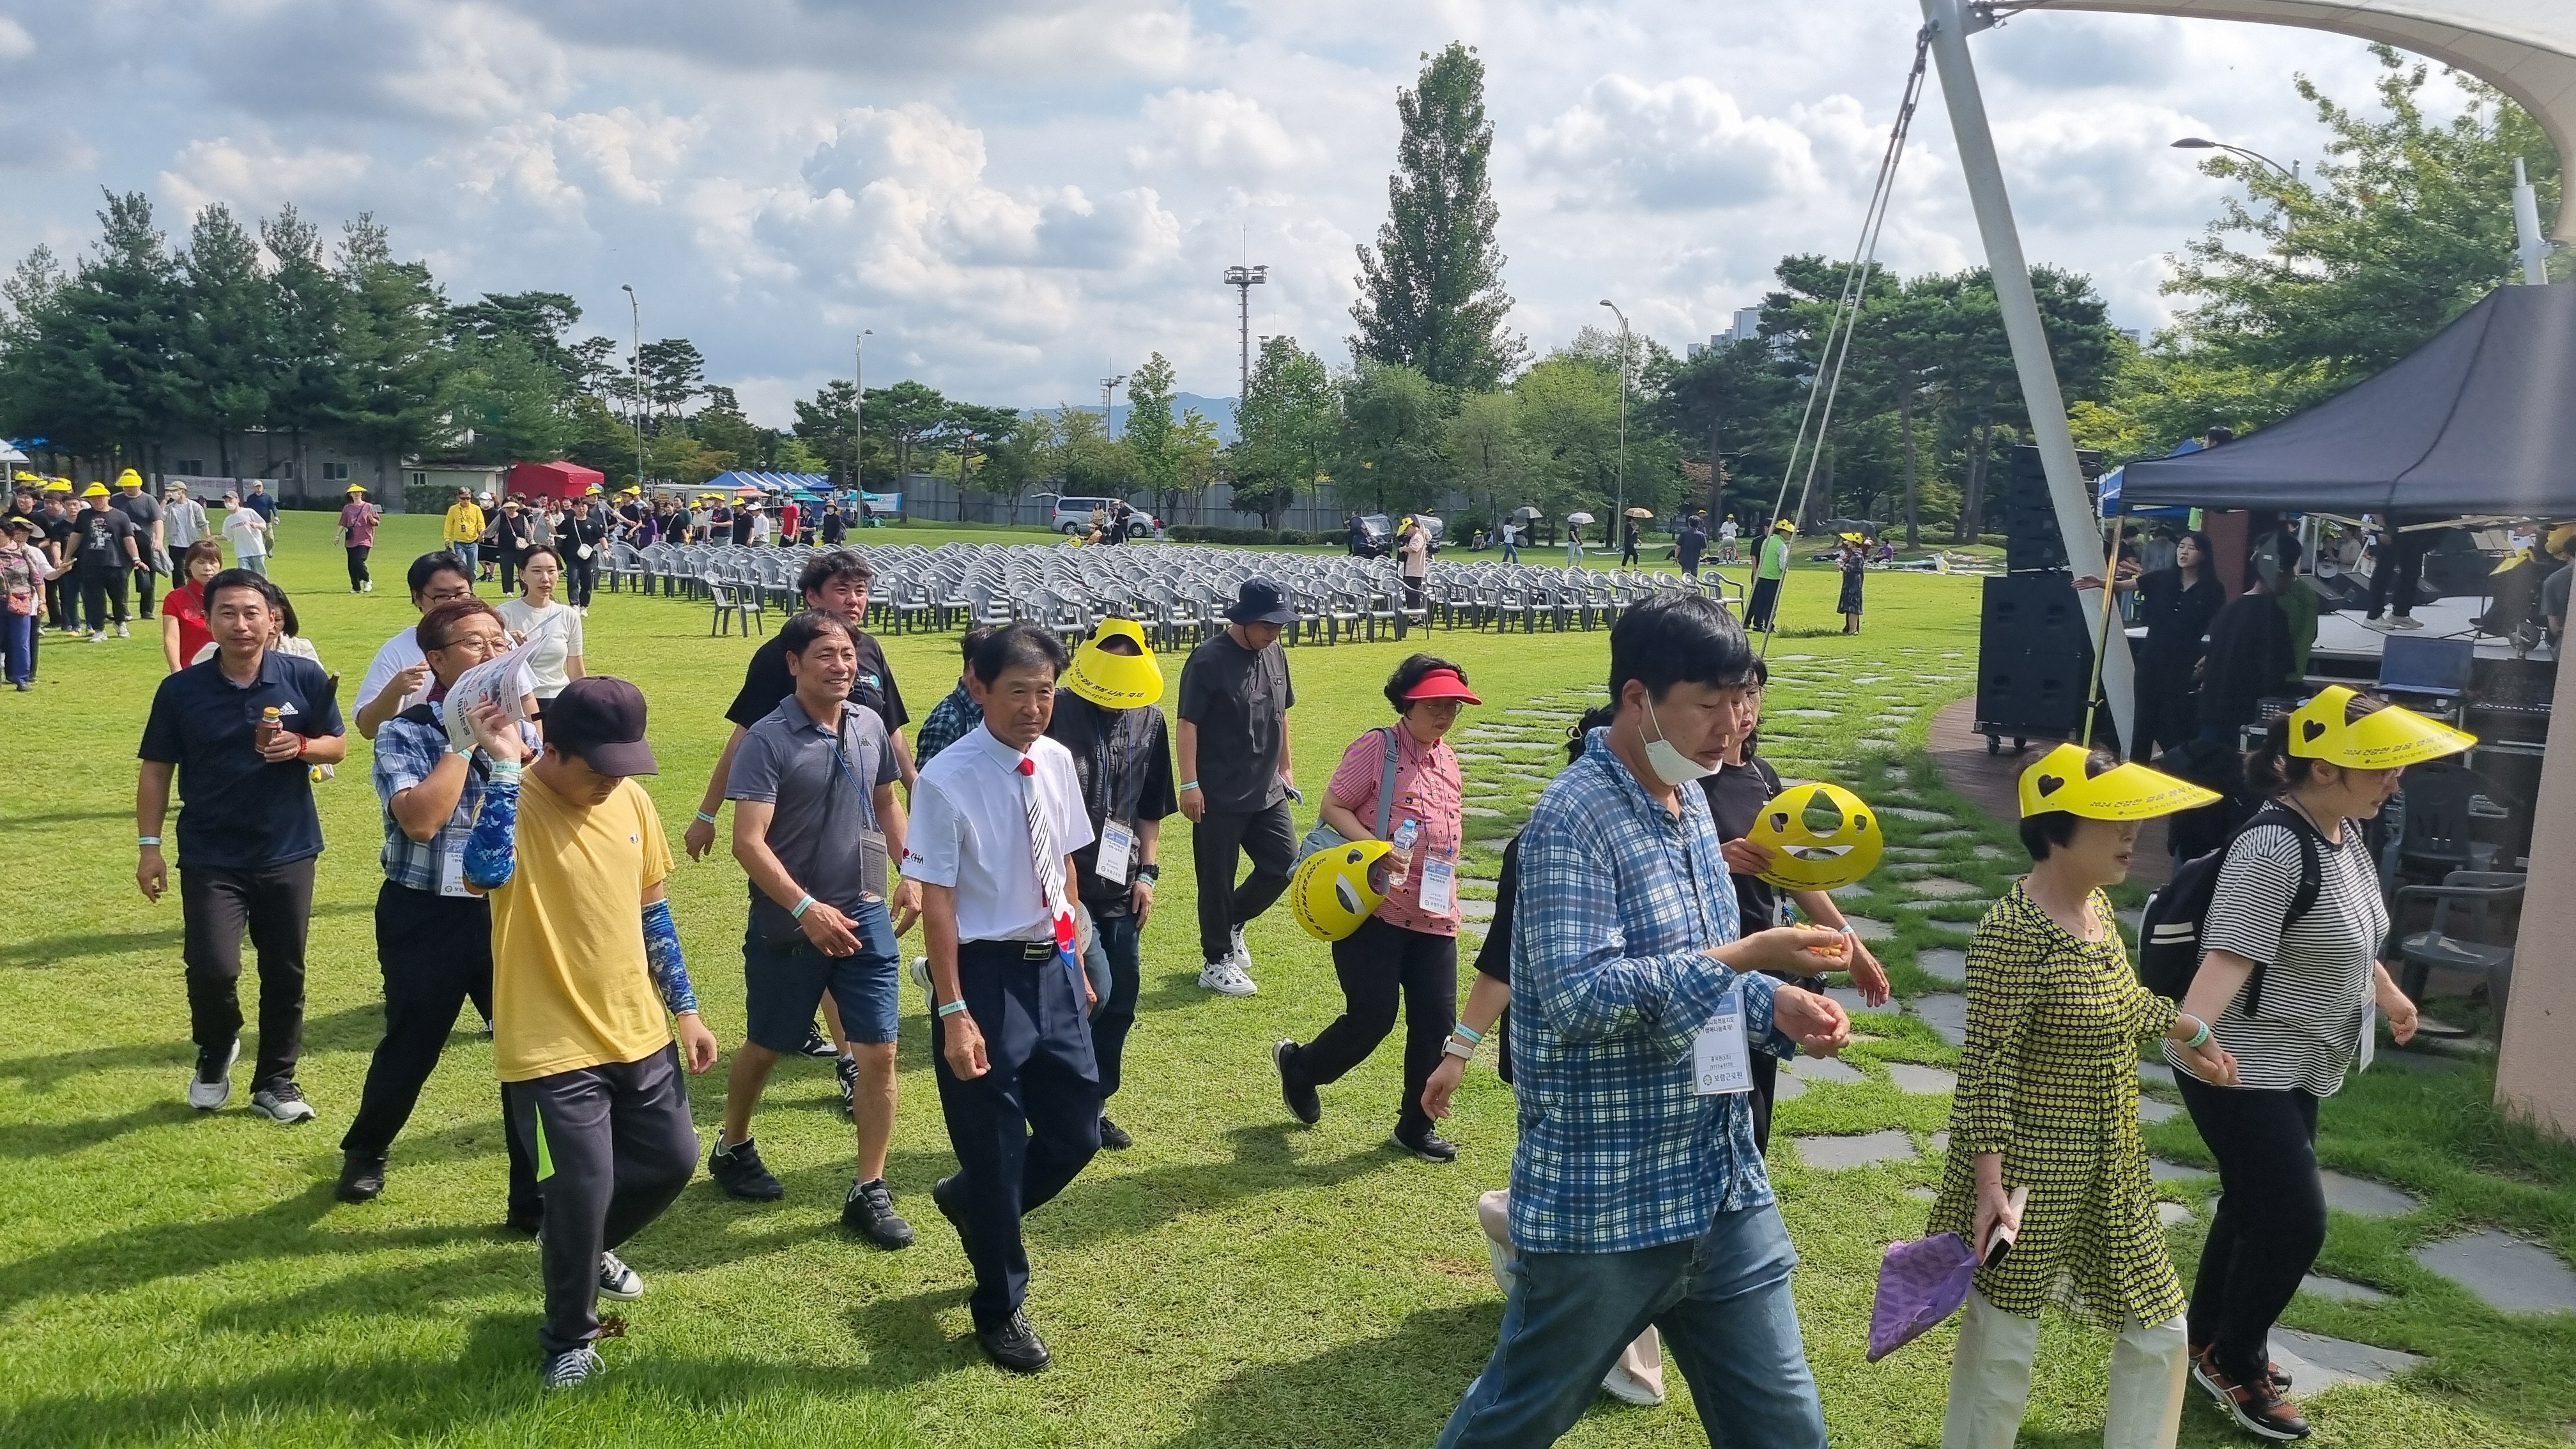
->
[[726, 693, 898, 915]]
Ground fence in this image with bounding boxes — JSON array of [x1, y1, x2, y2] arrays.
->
[[884, 474, 1485, 534]]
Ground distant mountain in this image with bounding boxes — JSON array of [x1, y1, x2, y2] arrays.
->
[[1029, 392, 1239, 445]]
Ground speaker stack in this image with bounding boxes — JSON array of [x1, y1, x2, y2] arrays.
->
[[1974, 445, 2096, 752]]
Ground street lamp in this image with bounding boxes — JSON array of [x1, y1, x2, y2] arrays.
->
[[1598, 299, 1630, 558], [620, 284, 643, 491], [2170, 137, 2298, 180], [854, 328, 871, 492]]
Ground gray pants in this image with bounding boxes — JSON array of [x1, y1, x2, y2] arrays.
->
[[506, 1043, 700, 1356]]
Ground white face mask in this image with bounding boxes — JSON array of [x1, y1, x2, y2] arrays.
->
[[1639, 696, 1717, 788]]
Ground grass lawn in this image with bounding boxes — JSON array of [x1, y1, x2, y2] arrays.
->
[[3, 512, 2572, 1447]]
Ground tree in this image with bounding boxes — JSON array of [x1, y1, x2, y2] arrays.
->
[[1337, 360, 1453, 515], [864, 379, 949, 482], [565, 392, 641, 487], [1165, 406, 1223, 520], [56, 190, 184, 468], [328, 215, 450, 471], [1124, 351, 1178, 512], [944, 402, 1024, 507], [1350, 43, 1524, 389], [691, 385, 762, 459], [636, 337, 707, 417], [981, 412, 1057, 498], [1232, 336, 1338, 527], [1643, 337, 1796, 527], [451, 332, 571, 463], [172, 203, 272, 479], [567, 335, 623, 399], [1444, 387, 1532, 530], [261, 206, 349, 486], [450, 291, 583, 388], [793, 379, 861, 486]]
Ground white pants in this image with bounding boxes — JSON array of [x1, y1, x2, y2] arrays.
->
[[1941, 1288, 2186, 1449], [1476, 1189, 1664, 1406]]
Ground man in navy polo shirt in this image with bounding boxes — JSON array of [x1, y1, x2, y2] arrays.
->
[[137, 568, 349, 1122]]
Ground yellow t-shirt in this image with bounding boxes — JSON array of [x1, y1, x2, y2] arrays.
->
[[445, 502, 486, 544], [490, 770, 677, 1082]]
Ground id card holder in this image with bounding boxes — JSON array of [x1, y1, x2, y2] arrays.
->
[[1420, 855, 1457, 914], [1095, 818, 1135, 885], [440, 845, 472, 898], [1692, 993, 1754, 1095]]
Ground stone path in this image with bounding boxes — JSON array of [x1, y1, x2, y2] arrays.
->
[[2301, 1274, 2391, 1304], [1916, 947, 1966, 983], [1885, 1062, 1956, 1095], [2273, 1328, 2424, 1388], [2411, 1230, 2576, 1314], [1910, 993, 1967, 1045], [1784, 1054, 1867, 1085], [1793, 1130, 1917, 1169], [2320, 1170, 2419, 1218]]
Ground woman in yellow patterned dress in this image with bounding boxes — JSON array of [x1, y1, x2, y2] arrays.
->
[[1929, 744, 2240, 1449]]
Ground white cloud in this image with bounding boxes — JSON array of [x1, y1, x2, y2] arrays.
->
[[1527, 75, 1839, 212], [1130, 89, 1327, 181], [0, 17, 34, 62]]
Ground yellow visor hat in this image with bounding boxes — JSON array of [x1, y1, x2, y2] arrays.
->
[[1292, 839, 1391, 942], [1066, 618, 1163, 709], [116, 468, 144, 488], [1747, 781, 1885, 892], [2286, 685, 2473, 769], [2018, 742, 2221, 820], [80, 482, 109, 497]]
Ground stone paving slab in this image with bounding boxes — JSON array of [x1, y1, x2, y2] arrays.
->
[[1457, 899, 1494, 922], [1774, 1074, 1807, 1102], [2156, 1202, 2194, 1227], [1460, 806, 1505, 818], [2412, 1230, 2576, 1314], [1827, 986, 1901, 1017], [1917, 948, 1966, 983], [1915, 829, 1977, 843], [1841, 916, 1896, 941], [1884, 807, 1949, 823], [1910, 993, 1968, 1045], [2149, 1158, 2209, 1182], [2139, 1098, 2181, 1124], [2301, 1275, 2392, 1304], [1904, 877, 1985, 899], [1886, 1062, 1956, 1095], [1971, 845, 2009, 861], [2320, 1170, 2419, 1218], [1903, 1186, 1938, 1202], [1786, 1055, 1867, 1085], [1793, 1130, 1918, 1169], [2271, 1328, 2423, 1389], [2138, 1060, 2175, 1086]]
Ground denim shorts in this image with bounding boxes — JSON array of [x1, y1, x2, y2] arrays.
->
[[741, 896, 900, 1051]]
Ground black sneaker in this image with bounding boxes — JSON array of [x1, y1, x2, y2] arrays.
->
[[1393, 1128, 1459, 1162], [836, 1054, 859, 1116], [708, 1137, 784, 1200], [335, 1151, 387, 1202], [797, 1022, 839, 1058], [931, 1172, 974, 1257], [1275, 1040, 1320, 1125], [841, 1177, 916, 1248], [977, 1310, 1052, 1373], [1096, 1116, 1132, 1150], [505, 1205, 544, 1237]]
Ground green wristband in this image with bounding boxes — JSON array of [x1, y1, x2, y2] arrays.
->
[[2184, 1019, 2211, 1050], [936, 1000, 968, 1018]]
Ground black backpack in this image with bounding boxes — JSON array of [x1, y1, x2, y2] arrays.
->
[[2136, 802, 2322, 1017]]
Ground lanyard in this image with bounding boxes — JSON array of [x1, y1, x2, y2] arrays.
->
[[822, 710, 882, 833]]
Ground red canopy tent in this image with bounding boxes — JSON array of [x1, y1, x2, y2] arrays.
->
[[505, 460, 606, 501]]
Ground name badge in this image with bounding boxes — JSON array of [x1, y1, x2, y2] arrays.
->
[[1693, 993, 1754, 1096], [441, 844, 472, 899], [1094, 818, 1135, 885], [1420, 855, 1457, 914]]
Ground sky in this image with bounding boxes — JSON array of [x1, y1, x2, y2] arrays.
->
[[0, 1, 2484, 428]]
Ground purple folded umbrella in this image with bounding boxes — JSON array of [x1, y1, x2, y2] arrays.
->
[[1867, 1232, 1979, 1362]]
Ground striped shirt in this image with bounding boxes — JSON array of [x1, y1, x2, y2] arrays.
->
[[2166, 817, 2387, 1096]]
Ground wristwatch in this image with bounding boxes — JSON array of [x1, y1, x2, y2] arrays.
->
[[1441, 1036, 1475, 1061], [1137, 864, 1160, 882]]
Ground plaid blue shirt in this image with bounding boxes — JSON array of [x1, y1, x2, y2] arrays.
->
[[1507, 728, 1797, 1254], [372, 703, 535, 893], [913, 682, 979, 767]]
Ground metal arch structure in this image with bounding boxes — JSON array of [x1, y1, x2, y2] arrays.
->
[[2013, 1, 2576, 241]]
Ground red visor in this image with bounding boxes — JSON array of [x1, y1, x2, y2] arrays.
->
[[1403, 668, 1483, 705]]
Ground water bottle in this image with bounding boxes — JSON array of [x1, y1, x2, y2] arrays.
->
[[1384, 817, 1420, 891]]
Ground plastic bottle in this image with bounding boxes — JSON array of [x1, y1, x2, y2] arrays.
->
[[1383, 816, 1420, 891], [255, 705, 282, 753]]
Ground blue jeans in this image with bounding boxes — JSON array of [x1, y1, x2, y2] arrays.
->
[[739, 897, 901, 1051], [1437, 1203, 1826, 1449], [451, 541, 479, 579]]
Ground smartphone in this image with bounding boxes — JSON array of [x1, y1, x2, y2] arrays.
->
[[1984, 1186, 2030, 1269]]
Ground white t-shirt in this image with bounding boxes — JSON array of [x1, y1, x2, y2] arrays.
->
[[497, 597, 585, 699], [1719, 519, 1739, 541], [222, 508, 268, 560], [903, 725, 1094, 944], [358, 627, 428, 717]]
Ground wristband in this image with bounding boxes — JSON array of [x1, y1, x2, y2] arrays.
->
[[137, 835, 161, 847], [1441, 1037, 1475, 1061], [2184, 1019, 2211, 1050], [789, 894, 814, 920], [1137, 863, 1160, 881], [936, 1000, 969, 1018], [695, 809, 718, 825], [1179, 781, 1199, 792], [1451, 1022, 1483, 1045]]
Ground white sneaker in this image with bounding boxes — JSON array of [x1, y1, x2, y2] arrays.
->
[[908, 954, 932, 997], [116, 623, 130, 638], [542, 1345, 604, 1389], [187, 1040, 239, 1110], [249, 1083, 318, 1123], [1229, 925, 1252, 970], [1199, 960, 1259, 997], [88, 631, 109, 643], [598, 1250, 645, 1300]]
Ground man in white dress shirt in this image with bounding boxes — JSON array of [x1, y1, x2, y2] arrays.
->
[[902, 621, 1098, 1375]]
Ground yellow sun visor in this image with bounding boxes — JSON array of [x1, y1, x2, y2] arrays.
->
[[2286, 685, 2474, 769], [1292, 839, 1390, 942], [1747, 781, 1884, 892], [2017, 742, 2221, 820], [1066, 618, 1163, 709]]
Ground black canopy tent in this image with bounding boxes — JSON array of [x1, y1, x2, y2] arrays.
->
[[2122, 284, 2576, 516]]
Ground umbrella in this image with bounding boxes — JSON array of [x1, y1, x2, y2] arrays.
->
[[1866, 1232, 1978, 1362], [1567, 511, 1595, 526], [1511, 505, 1542, 521], [1625, 506, 1654, 519]]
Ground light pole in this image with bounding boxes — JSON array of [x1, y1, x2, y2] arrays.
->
[[2170, 136, 2297, 180], [1223, 264, 1268, 402], [1598, 299, 1630, 552], [1100, 373, 1126, 439], [853, 328, 871, 493], [620, 284, 643, 491]]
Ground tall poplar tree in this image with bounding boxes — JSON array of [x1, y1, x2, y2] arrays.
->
[[1349, 43, 1524, 390], [174, 203, 272, 477]]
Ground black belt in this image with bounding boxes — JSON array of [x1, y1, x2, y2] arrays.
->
[[960, 939, 1058, 962]]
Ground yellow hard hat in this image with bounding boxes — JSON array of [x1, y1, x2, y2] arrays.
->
[[1066, 618, 1163, 709], [2017, 742, 2220, 820], [80, 482, 109, 498], [2286, 685, 2473, 770], [116, 468, 143, 489], [1745, 781, 1884, 892], [1292, 838, 1392, 942]]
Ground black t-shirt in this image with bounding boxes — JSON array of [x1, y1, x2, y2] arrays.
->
[[111, 492, 162, 540], [2136, 567, 2225, 668], [1177, 630, 1294, 813], [1700, 756, 1785, 932], [137, 650, 344, 870], [1475, 832, 1521, 1087], [1045, 692, 1178, 914], [42, 509, 77, 559], [73, 506, 137, 569], [731, 510, 756, 546], [492, 510, 532, 558], [2199, 591, 2294, 729], [726, 627, 909, 738], [821, 510, 847, 544]]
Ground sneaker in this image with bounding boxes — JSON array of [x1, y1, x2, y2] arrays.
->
[[335, 1151, 387, 1202], [977, 1309, 1052, 1373], [931, 1172, 974, 1257], [116, 623, 130, 638], [908, 954, 932, 997], [2388, 615, 2424, 630], [1229, 924, 1252, 970], [1199, 959, 1259, 997], [795, 1022, 839, 1059], [841, 1177, 915, 1248], [542, 1345, 604, 1390], [835, 1054, 859, 1115], [597, 1250, 644, 1301], [2191, 1342, 2291, 1390], [1393, 1127, 1459, 1163], [2193, 1348, 2310, 1441], [1097, 1116, 1132, 1151], [88, 631, 109, 643], [708, 1137, 785, 1200], [187, 1040, 240, 1110], [1275, 1040, 1321, 1125], [249, 1083, 318, 1123]]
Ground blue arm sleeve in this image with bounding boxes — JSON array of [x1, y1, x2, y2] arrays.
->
[[463, 765, 520, 891], [641, 898, 698, 1016]]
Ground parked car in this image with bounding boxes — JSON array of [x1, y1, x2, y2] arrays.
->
[[1047, 496, 1160, 538]]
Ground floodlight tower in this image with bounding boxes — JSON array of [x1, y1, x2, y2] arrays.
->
[[1225, 264, 1269, 401], [1101, 373, 1126, 438]]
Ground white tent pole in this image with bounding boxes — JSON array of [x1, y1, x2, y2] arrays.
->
[[1919, 0, 2136, 744]]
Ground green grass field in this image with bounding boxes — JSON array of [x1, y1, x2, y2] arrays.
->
[[3, 512, 2571, 1447]]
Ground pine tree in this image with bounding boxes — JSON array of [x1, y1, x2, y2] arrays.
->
[[262, 207, 350, 489], [174, 203, 273, 478], [65, 190, 184, 468], [1350, 43, 1524, 390], [328, 215, 450, 471]]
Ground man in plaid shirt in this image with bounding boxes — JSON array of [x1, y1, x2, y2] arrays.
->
[[1439, 595, 1853, 1449], [911, 625, 996, 769], [337, 597, 540, 1219]]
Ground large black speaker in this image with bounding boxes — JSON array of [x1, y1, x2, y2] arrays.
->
[[1976, 573, 2094, 742], [2003, 446, 2067, 572], [1979, 572, 2092, 653]]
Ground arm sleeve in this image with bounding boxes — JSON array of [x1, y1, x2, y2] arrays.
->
[[463, 767, 521, 890], [878, 657, 909, 730], [872, 718, 900, 788], [724, 730, 783, 804], [901, 776, 965, 888], [1513, 804, 1738, 1055], [1472, 834, 1519, 982], [1323, 732, 1381, 815], [640, 898, 699, 1016], [2200, 826, 2303, 971], [1176, 656, 1209, 724], [1953, 910, 2037, 1154], [724, 647, 783, 729], [1048, 755, 1096, 854]]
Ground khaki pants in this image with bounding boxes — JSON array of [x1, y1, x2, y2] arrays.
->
[[1476, 1190, 1664, 1406], [1941, 1288, 2186, 1449]]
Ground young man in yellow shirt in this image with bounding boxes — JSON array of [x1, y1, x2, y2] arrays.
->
[[443, 491, 487, 585], [460, 675, 718, 1388]]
